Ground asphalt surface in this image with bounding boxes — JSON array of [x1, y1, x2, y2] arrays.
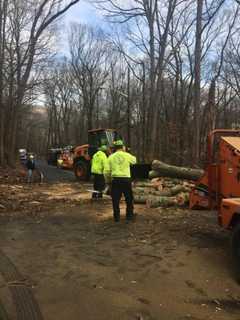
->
[[36, 160, 76, 183]]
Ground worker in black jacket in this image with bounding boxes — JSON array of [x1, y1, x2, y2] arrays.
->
[[104, 140, 137, 222], [26, 154, 35, 183]]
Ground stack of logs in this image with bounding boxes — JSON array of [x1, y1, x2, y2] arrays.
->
[[133, 160, 203, 209]]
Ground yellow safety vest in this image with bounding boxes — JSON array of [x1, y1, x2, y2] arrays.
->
[[104, 150, 136, 179], [91, 150, 107, 174]]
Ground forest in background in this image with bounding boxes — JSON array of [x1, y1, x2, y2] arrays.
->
[[1, 0, 240, 167]]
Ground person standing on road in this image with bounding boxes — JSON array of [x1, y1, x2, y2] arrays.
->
[[91, 145, 108, 199], [104, 140, 136, 222], [26, 154, 35, 183]]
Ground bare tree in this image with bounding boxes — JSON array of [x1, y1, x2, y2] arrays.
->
[[0, 0, 8, 165], [45, 60, 76, 147], [38, 0, 240, 169], [193, 0, 203, 164], [0, 0, 80, 166], [69, 23, 111, 130]]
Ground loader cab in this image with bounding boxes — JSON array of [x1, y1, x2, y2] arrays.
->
[[88, 129, 122, 157], [47, 148, 62, 166]]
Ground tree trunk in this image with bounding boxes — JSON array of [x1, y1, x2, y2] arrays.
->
[[127, 66, 131, 147], [149, 0, 177, 159], [8, 106, 19, 166], [150, 160, 203, 181], [193, 0, 203, 164], [146, 196, 177, 208], [141, 62, 147, 162], [207, 79, 216, 131], [0, 0, 7, 166], [0, 105, 4, 165]]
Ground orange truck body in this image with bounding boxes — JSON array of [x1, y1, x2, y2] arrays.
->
[[190, 130, 240, 229], [73, 144, 91, 161], [59, 150, 74, 169]]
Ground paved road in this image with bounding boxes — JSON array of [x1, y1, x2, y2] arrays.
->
[[36, 160, 76, 183]]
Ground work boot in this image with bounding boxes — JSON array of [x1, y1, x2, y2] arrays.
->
[[126, 213, 137, 223], [114, 214, 120, 222], [92, 192, 98, 199]]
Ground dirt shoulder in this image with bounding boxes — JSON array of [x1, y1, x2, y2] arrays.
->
[[0, 182, 240, 320]]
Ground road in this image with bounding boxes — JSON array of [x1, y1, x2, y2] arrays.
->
[[36, 160, 76, 183]]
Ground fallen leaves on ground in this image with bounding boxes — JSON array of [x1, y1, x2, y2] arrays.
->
[[0, 182, 88, 218]]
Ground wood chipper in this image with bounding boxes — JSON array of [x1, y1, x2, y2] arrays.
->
[[73, 128, 151, 181], [190, 129, 240, 267]]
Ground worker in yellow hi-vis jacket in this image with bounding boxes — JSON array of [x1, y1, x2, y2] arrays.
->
[[104, 140, 136, 222], [91, 145, 108, 199]]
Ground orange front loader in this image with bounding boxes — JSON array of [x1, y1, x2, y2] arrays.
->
[[190, 129, 240, 267], [72, 128, 151, 181]]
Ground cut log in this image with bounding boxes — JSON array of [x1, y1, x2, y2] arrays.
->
[[183, 181, 195, 188], [133, 184, 190, 197], [133, 184, 172, 196], [150, 178, 163, 190], [170, 185, 189, 196], [177, 192, 190, 206], [162, 178, 184, 186], [150, 189, 172, 197], [150, 160, 203, 181], [133, 194, 149, 204], [146, 196, 177, 208], [149, 170, 161, 179], [134, 191, 190, 207], [133, 182, 157, 189], [151, 178, 162, 184], [156, 184, 163, 191], [133, 187, 150, 194], [133, 187, 160, 196]]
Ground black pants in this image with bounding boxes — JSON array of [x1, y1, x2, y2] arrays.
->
[[111, 178, 134, 220], [93, 174, 105, 198]]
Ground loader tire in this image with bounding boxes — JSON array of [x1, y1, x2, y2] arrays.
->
[[74, 160, 89, 181]]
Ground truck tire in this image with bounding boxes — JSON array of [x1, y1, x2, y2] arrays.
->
[[74, 160, 89, 181], [231, 223, 240, 279]]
